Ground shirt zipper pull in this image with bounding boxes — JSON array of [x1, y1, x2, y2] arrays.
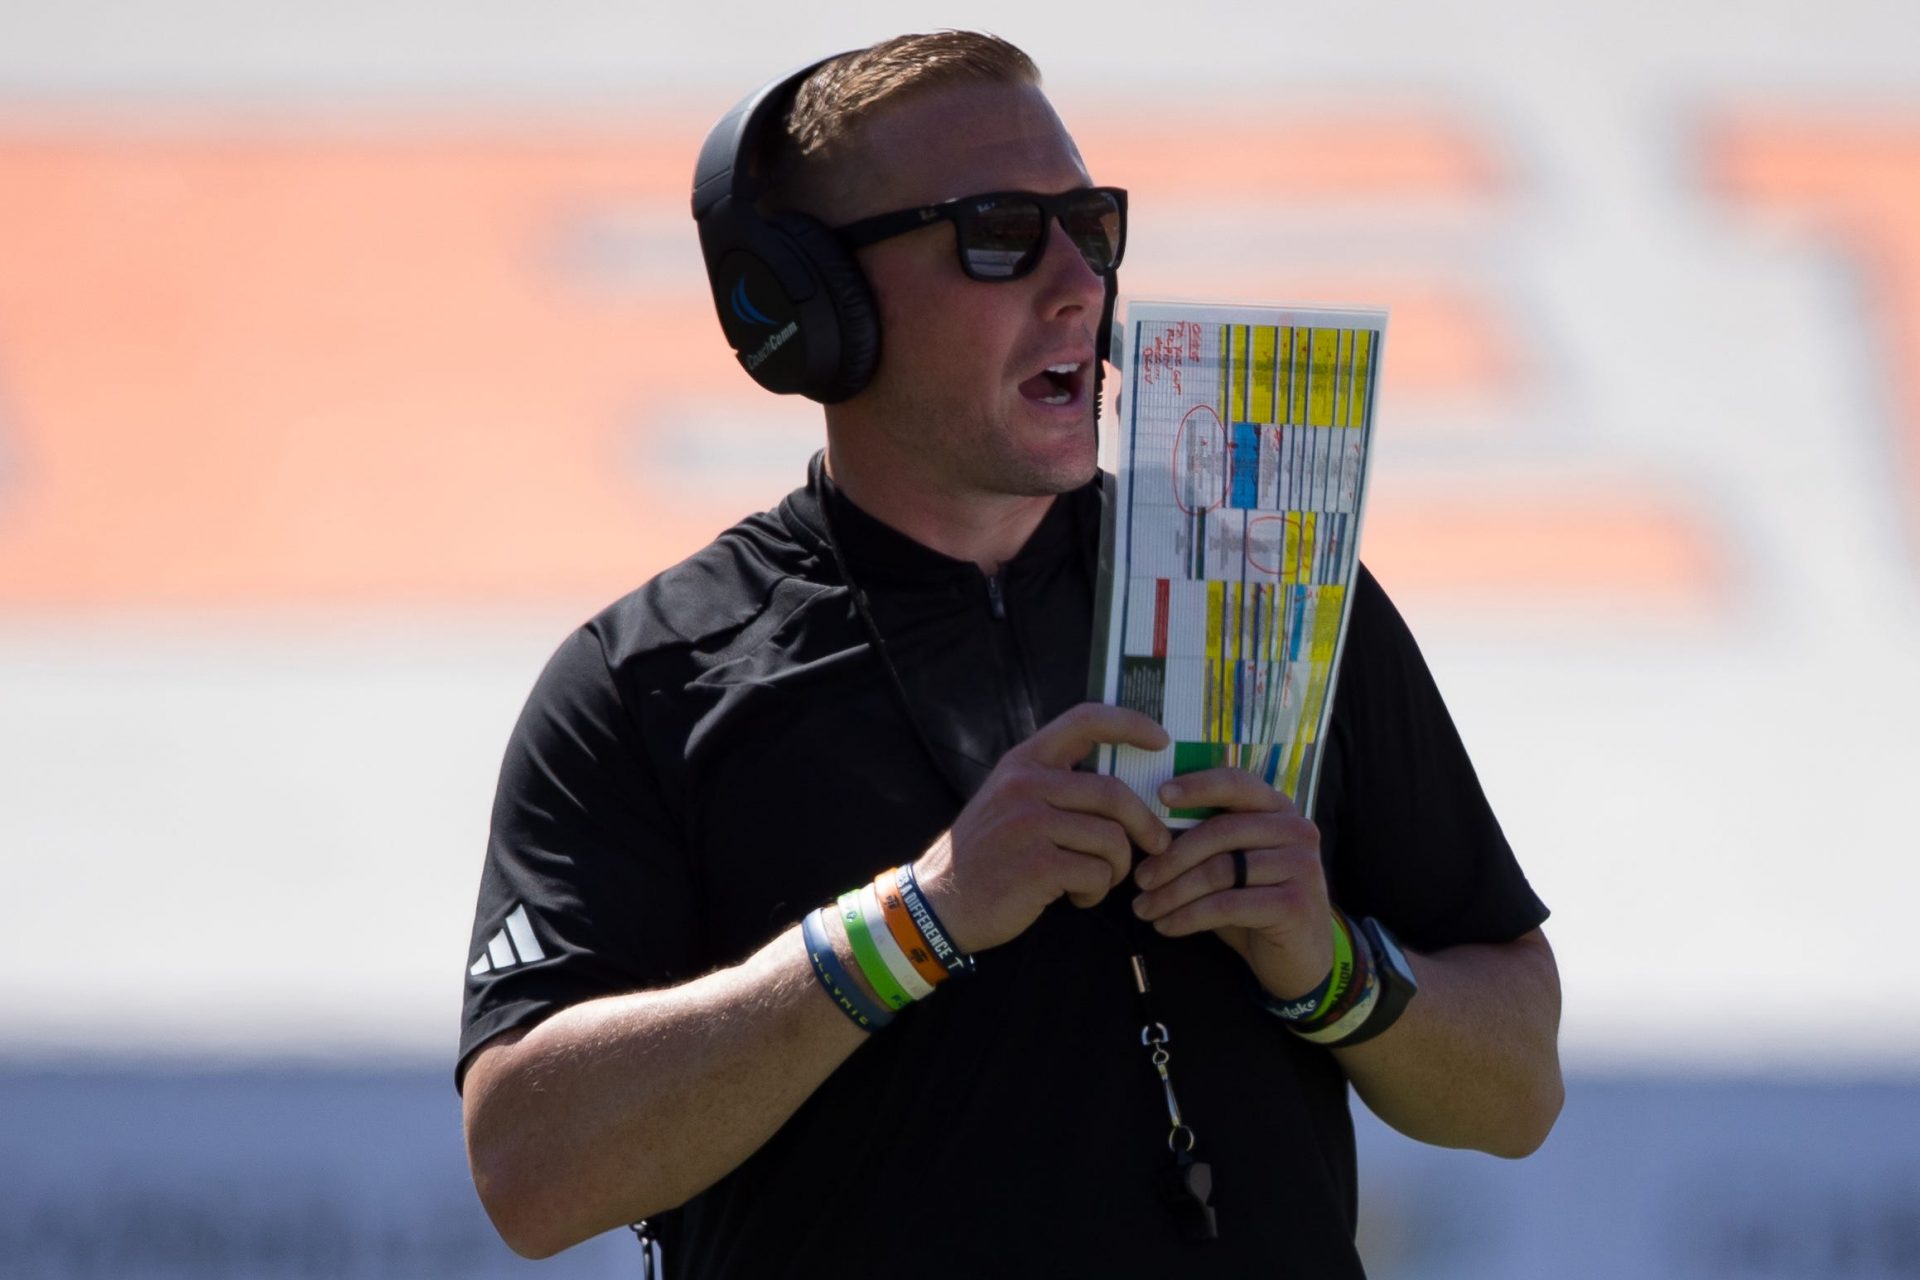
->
[[986, 573, 1007, 620]]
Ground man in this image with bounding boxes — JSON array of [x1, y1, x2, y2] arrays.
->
[[459, 31, 1561, 1278]]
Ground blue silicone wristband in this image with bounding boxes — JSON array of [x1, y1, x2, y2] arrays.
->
[[802, 907, 893, 1031], [895, 864, 974, 976]]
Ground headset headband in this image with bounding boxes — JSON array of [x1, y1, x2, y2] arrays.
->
[[690, 56, 836, 225]]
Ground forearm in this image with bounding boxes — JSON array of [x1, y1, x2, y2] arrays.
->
[[461, 704, 1179, 1260], [462, 923, 867, 1258], [1334, 928, 1563, 1158]]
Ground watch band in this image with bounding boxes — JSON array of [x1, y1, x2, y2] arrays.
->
[[1328, 916, 1418, 1047], [1251, 913, 1419, 1049]]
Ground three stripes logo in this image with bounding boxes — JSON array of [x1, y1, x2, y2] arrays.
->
[[469, 903, 546, 977]]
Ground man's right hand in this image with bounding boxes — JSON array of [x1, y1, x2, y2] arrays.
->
[[912, 702, 1172, 954], [466, 704, 1171, 1255]]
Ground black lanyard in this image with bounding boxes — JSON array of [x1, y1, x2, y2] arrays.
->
[[818, 468, 1219, 1243], [1123, 904, 1220, 1240]]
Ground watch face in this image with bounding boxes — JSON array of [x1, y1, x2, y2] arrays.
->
[[1367, 919, 1418, 992]]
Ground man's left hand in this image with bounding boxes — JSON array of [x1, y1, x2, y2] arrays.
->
[[1130, 767, 1333, 1001]]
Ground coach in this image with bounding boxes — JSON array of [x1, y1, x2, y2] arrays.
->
[[458, 31, 1562, 1278]]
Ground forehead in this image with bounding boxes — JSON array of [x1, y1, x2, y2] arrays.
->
[[843, 80, 1092, 216]]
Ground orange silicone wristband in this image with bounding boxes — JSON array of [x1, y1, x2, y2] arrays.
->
[[874, 867, 950, 987]]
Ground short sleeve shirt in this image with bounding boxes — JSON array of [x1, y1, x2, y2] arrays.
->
[[458, 460, 1548, 1279]]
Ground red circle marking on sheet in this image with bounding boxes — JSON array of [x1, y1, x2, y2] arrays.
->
[[1171, 404, 1227, 516]]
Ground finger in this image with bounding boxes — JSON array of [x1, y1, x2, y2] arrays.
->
[[1018, 702, 1170, 770], [1042, 768, 1172, 856], [1134, 809, 1320, 891], [1039, 808, 1135, 889], [1157, 767, 1295, 816], [1149, 881, 1322, 938], [1135, 843, 1325, 922], [1055, 848, 1126, 908]]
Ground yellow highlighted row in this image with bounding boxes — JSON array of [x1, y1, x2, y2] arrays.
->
[[1196, 580, 1348, 745], [1217, 324, 1376, 428]]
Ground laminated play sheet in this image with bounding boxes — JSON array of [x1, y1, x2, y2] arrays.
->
[[1091, 300, 1387, 825]]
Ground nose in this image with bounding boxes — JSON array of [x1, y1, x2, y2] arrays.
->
[[1032, 212, 1109, 318]]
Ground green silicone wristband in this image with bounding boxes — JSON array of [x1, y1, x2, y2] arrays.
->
[[839, 890, 914, 1011], [1320, 913, 1356, 1006], [1292, 913, 1361, 1032]]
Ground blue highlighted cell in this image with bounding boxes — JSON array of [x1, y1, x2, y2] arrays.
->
[[1230, 422, 1261, 509]]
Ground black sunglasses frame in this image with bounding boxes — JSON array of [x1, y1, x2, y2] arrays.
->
[[834, 186, 1128, 282]]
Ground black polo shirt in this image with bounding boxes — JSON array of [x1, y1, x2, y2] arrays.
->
[[460, 455, 1547, 1278]]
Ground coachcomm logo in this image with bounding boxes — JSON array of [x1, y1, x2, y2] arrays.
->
[[729, 278, 776, 328], [731, 278, 798, 371]]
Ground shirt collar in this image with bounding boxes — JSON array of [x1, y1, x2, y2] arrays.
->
[[781, 450, 1100, 586]]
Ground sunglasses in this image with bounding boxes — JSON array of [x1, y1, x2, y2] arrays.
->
[[835, 186, 1128, 282]]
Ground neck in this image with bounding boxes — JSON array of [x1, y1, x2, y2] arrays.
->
[[823, 447, 1057, 576]]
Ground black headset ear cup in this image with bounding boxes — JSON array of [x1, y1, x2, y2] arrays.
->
[[771, 211, 880, 403]]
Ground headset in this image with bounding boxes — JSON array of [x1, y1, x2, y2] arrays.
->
[[690, 55, 1119, 406], [690, 56, 874, 403]]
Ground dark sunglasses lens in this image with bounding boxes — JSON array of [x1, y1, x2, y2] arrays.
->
[[1062, 191, 1124, 272], [961, 199, 1046, 279]]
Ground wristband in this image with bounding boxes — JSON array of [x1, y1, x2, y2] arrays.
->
[[1264, 967, 1335, 1024], [1259, 912, 1355, 1025], [895, 864, 974, 976], [838, 891, 915, 1012], [1301, 911, 1375, 1031], [802, 907, 893, 1031], [1322, 917, 1419, 1048], [875, 869, 952, 988], [1292, 967, 1381, 1044], [1274, 912, 1369, 1034], [858, 882, 935, 1002]]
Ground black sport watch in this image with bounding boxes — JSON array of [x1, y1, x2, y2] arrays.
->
[[1337, 917, 1418, 1047]]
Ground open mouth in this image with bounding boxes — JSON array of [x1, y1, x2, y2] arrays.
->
[[1017, 361, 1084, 408]]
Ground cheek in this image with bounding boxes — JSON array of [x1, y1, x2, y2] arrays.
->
[[863, 259, 1015, 389], [888, 304, 1000, 381]]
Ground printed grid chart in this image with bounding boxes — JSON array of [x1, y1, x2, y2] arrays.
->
[[1097, 302, 1385, 824]]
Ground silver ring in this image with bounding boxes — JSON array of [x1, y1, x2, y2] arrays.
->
[[1231, 848, 1248, 890]]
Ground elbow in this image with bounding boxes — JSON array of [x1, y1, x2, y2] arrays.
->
[[460, 1027, 686, 1256], [488, 1211, 565, 1262], [466, 1100, 617, 1260], [1486, 933, 1565, 1159], [462, 1037, 601, 1258], [1486, 1067, 1564, 1159], [470, 1145, 575, 1260], [468, 1121, 677, 1259]]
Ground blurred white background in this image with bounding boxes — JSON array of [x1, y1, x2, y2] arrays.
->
[[4, 3, 1918, 1276]]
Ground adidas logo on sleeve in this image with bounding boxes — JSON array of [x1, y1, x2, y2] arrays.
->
[[469, 903, 546, 977]]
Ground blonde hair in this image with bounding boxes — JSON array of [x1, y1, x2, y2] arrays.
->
[[768, 31, 1040, 216]]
